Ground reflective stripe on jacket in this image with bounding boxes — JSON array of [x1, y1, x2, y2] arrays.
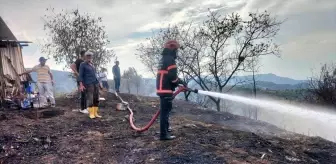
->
[[156, 48, 179, 97]]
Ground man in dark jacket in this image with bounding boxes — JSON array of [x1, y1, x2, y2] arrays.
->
[[112, 61, 121, 93], [156, 40, 184, 141], [70, 50, 87, 114], [79, 51, 102, 119]]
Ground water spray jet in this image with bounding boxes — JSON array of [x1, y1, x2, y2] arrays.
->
[[197, 90, 336, 125]]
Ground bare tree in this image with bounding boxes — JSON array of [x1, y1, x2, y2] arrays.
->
[[136, 25, 179, 76], [134, 73, 142, 95], [308, 63, 336, 106], [179, 11, 282, 111], [192, 94, 211, 108], [42, 8, 115, 70], [249, 57, 260, 98], [245, 56, 261, 119], [122, 67, 142, 94], [136, 11, 282, 111]]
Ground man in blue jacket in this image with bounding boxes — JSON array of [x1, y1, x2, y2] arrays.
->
[[156, 40, 185, 140], [78, 51, 102, 119], [112, 61, 121, 93], [70, 50, 87, 114]]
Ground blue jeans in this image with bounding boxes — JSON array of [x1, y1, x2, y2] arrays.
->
[[101, 81, 109, 90], [114, 77, 120, 92]]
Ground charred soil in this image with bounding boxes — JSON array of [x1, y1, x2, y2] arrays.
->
[[0, 92, 335, 164]]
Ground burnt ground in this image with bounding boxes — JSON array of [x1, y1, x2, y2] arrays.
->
[[0, 92, 336, 164]]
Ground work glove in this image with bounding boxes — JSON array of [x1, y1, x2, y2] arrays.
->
[[178, 78, 187, 87], [172, 82, 178, 90]]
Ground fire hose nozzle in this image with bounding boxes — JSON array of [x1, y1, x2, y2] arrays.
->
[[184, 87, 198, 93]]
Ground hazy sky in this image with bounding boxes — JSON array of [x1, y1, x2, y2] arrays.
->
[[1, 0, 335, 80]]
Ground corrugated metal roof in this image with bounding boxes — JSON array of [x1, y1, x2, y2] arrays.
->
[[0, 17, 17, 41]]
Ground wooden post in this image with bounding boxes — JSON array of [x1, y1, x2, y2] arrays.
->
[[0, 48, 5, 101]]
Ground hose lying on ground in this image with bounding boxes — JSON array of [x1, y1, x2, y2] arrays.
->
[[113, 86, 198, 132], [114, 92, 160, 132]]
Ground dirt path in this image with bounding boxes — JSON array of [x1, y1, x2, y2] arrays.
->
[[1, 93, 336, 164]]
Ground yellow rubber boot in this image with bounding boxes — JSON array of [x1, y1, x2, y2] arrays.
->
[[89, 107, 96, 119], [94, 107, 102, 118]]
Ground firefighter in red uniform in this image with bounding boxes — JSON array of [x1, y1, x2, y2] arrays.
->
[[156, 40, 185, 140]]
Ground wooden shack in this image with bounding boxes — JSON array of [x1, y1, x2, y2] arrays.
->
[[0, 16, 32, 100]]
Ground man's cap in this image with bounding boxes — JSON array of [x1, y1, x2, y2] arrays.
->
[[85, 51, 94, 56], [39, 57, 47, 62]]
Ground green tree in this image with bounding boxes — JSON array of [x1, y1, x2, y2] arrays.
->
[[42, 8, 115, 70]]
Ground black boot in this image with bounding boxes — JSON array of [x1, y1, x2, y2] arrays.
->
[[160, 135, 176, 141], [155, 127, 172, 134], [160, 113, 174, 140]]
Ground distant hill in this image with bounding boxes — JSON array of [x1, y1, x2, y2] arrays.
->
[[234, 73, 306, 85], [243, 81, 309, 90], [27, 69, 309, 93], [190, 74, 308, 90]]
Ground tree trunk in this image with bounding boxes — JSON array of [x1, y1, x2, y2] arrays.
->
[[252, 69, 258, 120], [252, 69, 257, 98], [127, 80, 131, 94], [215, 99, 221, 111], [183, 92, 189, 101], [0, 54, 5, 100]]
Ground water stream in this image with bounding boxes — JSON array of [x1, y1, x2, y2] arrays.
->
[[198, 90, 336, 142]]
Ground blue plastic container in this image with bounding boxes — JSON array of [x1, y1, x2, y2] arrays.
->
[[21, 99, 31, 109]]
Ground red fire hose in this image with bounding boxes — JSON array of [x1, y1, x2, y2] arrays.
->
[[114, 86, 197, 132]]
